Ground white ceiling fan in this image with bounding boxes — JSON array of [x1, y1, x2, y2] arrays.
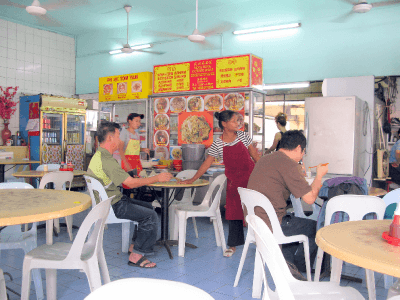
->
[[143, 0, 231, 49], [335, 0, 400, 21], [0, 0, 89, 26], [109, 5, 164, 55]]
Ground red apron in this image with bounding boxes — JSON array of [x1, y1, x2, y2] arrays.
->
[[223, 141, 255, 220], [122, 138, 143, 189]]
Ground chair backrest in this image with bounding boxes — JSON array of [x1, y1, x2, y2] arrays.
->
[[238, 187, 284, 237], [84, 278, 214, 300], [324, 195, 386, 225], [172, 170, 198, 203], [382, 188, 400, 218], [84, 175, 121, 224], [0, 182, 34, 189], [201, 174, 227, 210], [39, 171, 73, 191], [36, 164, 61, 171], [247, 214, 296, 300], [0, 182, 35, 234], [66, 197, 113, 262]]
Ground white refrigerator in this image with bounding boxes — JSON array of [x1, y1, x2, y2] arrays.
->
[[303, 96, 367, 178]]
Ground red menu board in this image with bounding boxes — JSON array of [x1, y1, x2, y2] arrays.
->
[[153, 54, 263, 93]]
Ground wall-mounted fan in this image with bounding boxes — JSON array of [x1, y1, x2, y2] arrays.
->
[[143, 0, 231, 49], [0, 0, 89, 26], [335, 0, 400, 22]]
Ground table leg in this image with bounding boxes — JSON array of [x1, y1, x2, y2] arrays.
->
[[45, 219, 57, 300]]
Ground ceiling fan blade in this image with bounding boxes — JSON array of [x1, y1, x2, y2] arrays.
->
[[134, 49, 165, 55], [198, 39, 217, 50], [142, 29, 188, 39], [332, 10, 355, 22], [0, 0, 26, 9], [35, 14, 63, 27], [371, 0, 400, 7], [201, 22, 233, 37], [42, 0, 90, 11]]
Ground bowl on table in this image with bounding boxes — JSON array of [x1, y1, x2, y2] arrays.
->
[[141, 160, 158, 169], [155, 165, 168, 170]]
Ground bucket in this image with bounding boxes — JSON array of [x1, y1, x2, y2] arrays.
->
[[182, 144, 205, 161], [182, 160, 204, 170]]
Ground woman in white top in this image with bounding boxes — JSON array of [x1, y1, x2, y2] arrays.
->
[[181, 110, 260, 257], [119, 113, 150, 188]]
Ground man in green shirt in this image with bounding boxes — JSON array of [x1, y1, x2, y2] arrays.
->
[[87, 121, 172, 268]]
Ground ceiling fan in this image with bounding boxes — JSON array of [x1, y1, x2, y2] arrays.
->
[[0, 0, 89, 26], [335, 0, 400, 21], [143, 0, 232, 49], [110, 5, 164, 55]]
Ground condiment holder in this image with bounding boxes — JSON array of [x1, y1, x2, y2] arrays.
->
[[382, 205, 400, 246]]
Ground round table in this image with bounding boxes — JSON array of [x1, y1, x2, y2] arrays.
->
[[0, 159, 40, 183], [148, 179, 209, 259], [316, 219, 400, 278], [12, 170, 86, 179], [0, 189, 91, 300]]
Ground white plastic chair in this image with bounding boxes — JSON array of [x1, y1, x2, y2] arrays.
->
[[21, 196, 113, 300], [39, 171, 74, 241], [314, 195, 385, 300], [0, 182, 44, 300], [289, 194, 321, 221], [234, 188, 312, 298], [247, 214, 365, 300], [173, 174, 227, 257], [381, 189, 400, 289], [84, 278, 214, 300], [84, 175, 136, 253]]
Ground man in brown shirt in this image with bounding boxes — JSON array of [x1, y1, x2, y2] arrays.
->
[[248, 130, 328, 276]]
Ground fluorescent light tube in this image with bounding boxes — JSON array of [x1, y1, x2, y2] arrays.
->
[[233, 23, 300, 35], [109, 44, 152, 55], [262, 82, 310, 90]]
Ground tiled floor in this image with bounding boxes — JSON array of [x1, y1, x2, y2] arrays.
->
[[0, 207, 392, 300]]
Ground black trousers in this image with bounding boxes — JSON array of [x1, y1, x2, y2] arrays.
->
[[227, 220, 245, 247], [389, 164, 400, 185]]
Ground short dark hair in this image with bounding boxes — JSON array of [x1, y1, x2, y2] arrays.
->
[[127, 113, 144, 123], [215, 110, 236, 129], [97, 121, 120, 143], [279, 130, 306, 151]]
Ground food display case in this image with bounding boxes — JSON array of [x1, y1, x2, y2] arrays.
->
[[149, 87, 266, 160]]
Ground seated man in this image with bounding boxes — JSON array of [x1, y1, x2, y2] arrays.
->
[[87, 121, 172, 268], [247, 130, 328, 280]]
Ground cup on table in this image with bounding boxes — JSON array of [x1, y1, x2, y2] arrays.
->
[[43, 165, 48, 172]]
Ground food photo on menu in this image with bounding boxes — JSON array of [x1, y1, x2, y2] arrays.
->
[[204, 94, 223, 111], [187, 96, 204, 112], [103, 84, 113, 95], [224, 93, 245, 111], [236, 112, 245, 130], [170, 146, 182, 160], [117, 82, 127, 94], [155, 146, 170, 160], [154, 114, 169, 130], [131, 81, 142, 93], [170, 97, 186, 113], [178, 112, 213, 147], [154, 130, 169, 147], [155, 98, 169, 114]]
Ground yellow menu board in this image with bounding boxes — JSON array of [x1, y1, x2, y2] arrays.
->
[[153, 63, 190, 93], [153, 54, 263, 93], [99, 72, 152, 102]]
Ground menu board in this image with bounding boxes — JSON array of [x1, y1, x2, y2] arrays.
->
[[153, 54, 263, 93], [99, 72, 152, 102], [153, 92, 245, 159]]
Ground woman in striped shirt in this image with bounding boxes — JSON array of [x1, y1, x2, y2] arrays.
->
[[181, 110, 260, 257]]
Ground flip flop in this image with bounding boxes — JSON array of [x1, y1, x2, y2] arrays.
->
[[127, 256, 157, 268], [223, 248, 235, 258]]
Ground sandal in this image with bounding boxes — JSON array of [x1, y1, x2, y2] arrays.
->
[[128, 256, 157, 268], [223, 248, 235, 257]]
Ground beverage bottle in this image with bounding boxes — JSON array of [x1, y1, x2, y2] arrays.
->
[[16, 131, 22, 146]]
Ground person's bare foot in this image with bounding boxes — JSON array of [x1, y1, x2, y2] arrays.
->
[[129, 244, 134, 253], [223, 247, 236, 257], [128, 252, 156, 268]]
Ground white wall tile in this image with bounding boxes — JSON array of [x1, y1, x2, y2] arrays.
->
[[25, 52, 33, 63], [0, 20, 7, 28], [17, 41, 25, 51], [6, 78, 15, 86], [16, 50, 24, 61], [0, 77, 6, 86], [42, 37, 49, 48], [16, 24, 26, 32], [33, 44, 41, 54], [25, 34, 33, 45], [7, 49, 16, 60], [8, 39, 16, 50], [7, 27, 16, 39], [0, 66, 6, 78], [41, 46, 49, 57], [0, 47, 6, 58], [16, 60, 24, 70], [25, 42, 34, 53], [8, 22, 16, 31], [7, 58, 16, 69], [0, 29, 7, 39], [7, 68, 16, 79]]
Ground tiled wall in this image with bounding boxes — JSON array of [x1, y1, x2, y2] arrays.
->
[[0, 19, 76, 134]]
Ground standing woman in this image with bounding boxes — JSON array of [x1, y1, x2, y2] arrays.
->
[[181, 110, 260, 257], [265, 112, 287, 154], [119, 113, 150, 187]]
